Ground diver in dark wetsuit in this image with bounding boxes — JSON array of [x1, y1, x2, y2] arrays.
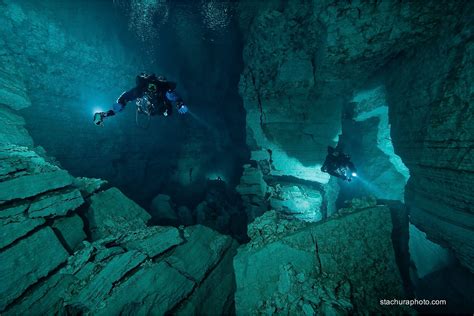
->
[[93, 73, 188, 126], [321, 146, 357, 182]]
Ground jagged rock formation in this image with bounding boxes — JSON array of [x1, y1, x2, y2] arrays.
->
[[0, 143, 238, 314], [237, 0, 474, 274], [382, 4, 474, 272], [234, 205, 411, 315]]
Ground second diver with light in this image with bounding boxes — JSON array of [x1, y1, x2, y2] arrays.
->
[[321, 146, 357, 182]]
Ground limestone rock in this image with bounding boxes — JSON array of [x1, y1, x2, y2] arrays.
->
[[0, 214, 45, 249], [165, 225, 232, 282], [3, 273, 75, 316], [52, 214, 87, 251], [234, 206, 410, 315], [0, 55, 31, 110], [96, 261, 195, 316], [0, 227, 69, 310], [176, 240, 238, 315], [268, 183, 323, 222], [150, 194, 178, 223], [236, 164, 268, 220], [86, 187, 151, 240], [117, 226, 183, 258], [409, 223, 455, 279], [236, 164, 267, 196], [28, 188, 84, 218], [383, 10, 474, 272], [246, 210, 307, 249], [73, 177, 108, 197], [68, 250, 147, 311], [0, 169, 73, 205], [0, 105, 33, 147], [0, 145, 73, 205]]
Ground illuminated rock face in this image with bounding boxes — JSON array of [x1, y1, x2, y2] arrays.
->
[[383, 16, 474, 272], [236, 0, 463, 221], [343, 86, 410, 201]]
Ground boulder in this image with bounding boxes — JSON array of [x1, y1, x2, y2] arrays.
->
[[96, 261, 195, 316], [117, 226, 183, 258], [0, 227, 69, 310], [28, 188, 84, 218], [68, 250, 147, 311], [52, 214, 87, 251], [0, 169, 73, 205], [165, 225, 233, 282], [73, 177, 108, 197], [149, 194, 178, 223], [0, 214, 45, 249], [234, 206, 410, 315], [86, 188, 151, 240]]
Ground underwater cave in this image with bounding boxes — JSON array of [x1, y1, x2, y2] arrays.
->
[[0, 0, 473, 314]]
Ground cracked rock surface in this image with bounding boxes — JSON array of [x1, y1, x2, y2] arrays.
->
[[234, 204, 411, 315]]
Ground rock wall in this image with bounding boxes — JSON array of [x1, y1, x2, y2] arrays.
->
[[382, 3, 474, 272], [236, 0, 463, 220]]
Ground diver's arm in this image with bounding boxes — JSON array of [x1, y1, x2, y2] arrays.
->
[[105, 87, 141, 117], [117, 87, 141, 108], [93, 87, 140, 126], [165, 82, 188, 114]]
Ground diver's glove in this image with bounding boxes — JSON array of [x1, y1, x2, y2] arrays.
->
[[177, 104, 188, 115], [93, 110, 115, 126]]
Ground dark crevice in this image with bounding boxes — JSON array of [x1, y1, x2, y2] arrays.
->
[[382, 199, 415, 298], [310, 232, 323, 273], [108, 258, 148, 293], [248, 67, 265, 129], [51, 225, 74, 255]]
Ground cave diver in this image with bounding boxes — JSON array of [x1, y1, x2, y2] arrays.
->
[[93, 73, 189, 126], [321, 146, 357, 182]]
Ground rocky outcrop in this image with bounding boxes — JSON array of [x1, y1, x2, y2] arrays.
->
[[235, 0, 463, 221], [234, 205, 410, 315], [0, 96, 237, 315], [237, 0, 473, 275], [382, 3, 474, 272]]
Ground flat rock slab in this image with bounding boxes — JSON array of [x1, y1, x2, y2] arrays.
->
[[0, 227, 69, 310], [70, 250, 147, 311], [3, 273, 75, 316], [87, 188, 151, 240], [29, 188, 84, 218], [73, 177, 107, 197], [119, 226, 182, 258], [0, 215, 45, 249], [0, 169, 72, 204], [165, 225, 232, 282], [177, 240, 238, 315], [96, 261, 195, 316]]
